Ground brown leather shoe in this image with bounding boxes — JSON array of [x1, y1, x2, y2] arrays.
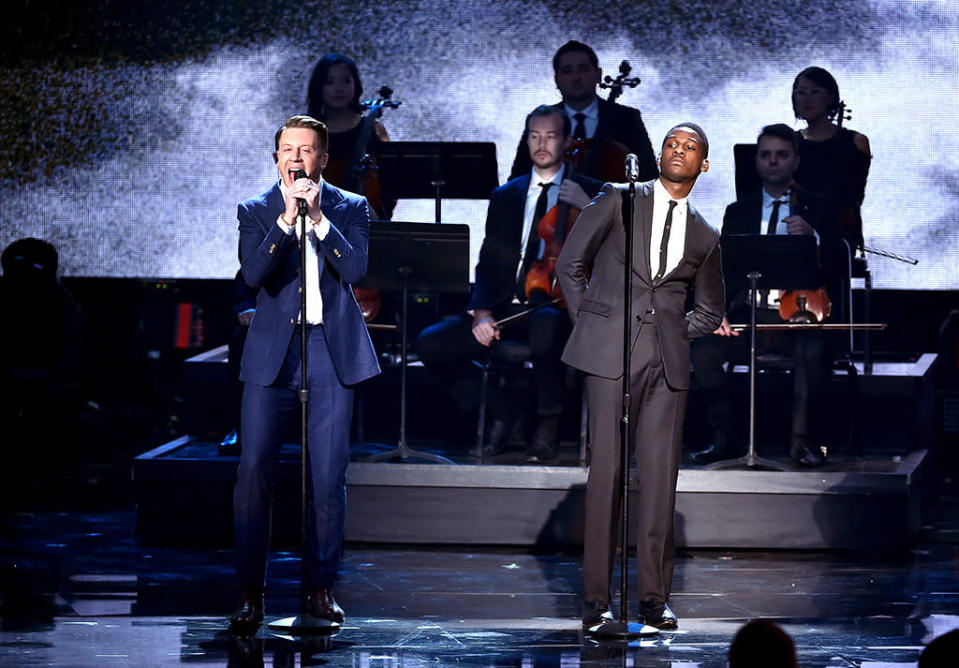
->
[[229, 591, 264, 634], [306, 588, 345, 624]]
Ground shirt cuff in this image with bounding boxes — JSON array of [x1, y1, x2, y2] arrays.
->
[[276, 214, 294, 235], [313, 213, 330, 241]]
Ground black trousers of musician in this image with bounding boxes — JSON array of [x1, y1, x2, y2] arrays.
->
[[690, 309, 832, 448], [234, 326, 353, 591], [415, 305, 570, 421], [583, 316, 686, 608]]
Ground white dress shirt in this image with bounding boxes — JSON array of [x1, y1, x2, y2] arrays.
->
[[762, 188, 819, 243], [277, 179, 331, 325], [516, 166, 564, 281], [563, 98, 599, 139], [650, 179, 688, 280]]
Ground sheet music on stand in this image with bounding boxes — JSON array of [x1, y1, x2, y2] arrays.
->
[[375, 141, 498, 222]]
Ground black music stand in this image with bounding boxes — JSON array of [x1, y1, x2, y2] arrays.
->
[[357, 221, 470, 463], [707, 234, 819, 471], [375, 142, 498, 221]]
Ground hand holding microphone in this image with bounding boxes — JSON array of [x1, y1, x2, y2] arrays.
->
[[285, 169, 320, 224]]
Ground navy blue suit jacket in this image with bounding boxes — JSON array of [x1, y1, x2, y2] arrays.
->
[[237, 180, 380, 387]]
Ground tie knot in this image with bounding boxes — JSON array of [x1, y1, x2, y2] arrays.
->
[[538, 182, 554, 191], [667, 200, 677, 210], [574, 112, 586, 121]]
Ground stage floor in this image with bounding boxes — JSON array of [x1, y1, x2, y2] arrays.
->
[[2, 494, 958, 667]]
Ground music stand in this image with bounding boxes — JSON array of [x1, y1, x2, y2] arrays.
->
[[708, 234, 818, 471], [357, 221, 470, 463], [375, 142, 498, 221]]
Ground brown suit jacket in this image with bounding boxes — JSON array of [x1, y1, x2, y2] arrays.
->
[[557, 180, 724, 389]]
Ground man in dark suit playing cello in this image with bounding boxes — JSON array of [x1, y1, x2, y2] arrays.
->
[[417, 105, 602, 461], [690, 123, 844, 467], [509, 40, 658, 183], [558, 123, 724, 630]]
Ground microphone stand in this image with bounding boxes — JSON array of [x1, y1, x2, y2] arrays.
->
[[269, 195, 339, 635], [587, 164, 658, 639]]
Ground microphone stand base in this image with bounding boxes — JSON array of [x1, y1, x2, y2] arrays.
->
[[267, 615, 341, 636], [585, 620, 660, 639]]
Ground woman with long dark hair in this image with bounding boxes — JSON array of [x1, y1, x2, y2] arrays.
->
[[306, 53, 393, 219], [791, 66, 871, 249]]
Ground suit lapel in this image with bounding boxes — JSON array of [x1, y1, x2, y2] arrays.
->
[[635, 182, 654, 281]]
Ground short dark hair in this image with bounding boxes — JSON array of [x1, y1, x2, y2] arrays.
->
[[663, 122, 709, 159], [552, 40, 599, 72], [306, 52, 364, 118], [728, 620, 798, 668], [757, 123, 800, 153], [792, 66, 841, 119], [1, 237, 58, 278], [525, 104, 571, 138], [274, 115, 329, 155]]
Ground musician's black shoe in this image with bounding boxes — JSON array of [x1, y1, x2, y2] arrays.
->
[[639, 600, 678, 630], [582, 601, 614, 629], [482, 419, 511, 457], [790, 435, 824, 467], [527, 416, 559, 462], [689, 434, 731, 464], [229, 591, 264, 635], [306, 588, 345, 624]]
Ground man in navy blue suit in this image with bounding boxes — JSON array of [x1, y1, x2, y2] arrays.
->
[[229, 115, 380, 633]]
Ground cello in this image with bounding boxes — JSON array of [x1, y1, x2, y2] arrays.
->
[[569, 60, 641, 183], [324, 85, 401, 323]]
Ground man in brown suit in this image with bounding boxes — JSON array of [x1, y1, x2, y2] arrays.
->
[[557, 123, 724, 630]]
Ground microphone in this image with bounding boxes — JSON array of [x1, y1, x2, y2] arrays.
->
[[292, 169, 308, 217], [625, 154, 639, 183]]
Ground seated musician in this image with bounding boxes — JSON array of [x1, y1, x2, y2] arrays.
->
[[508, 40, 659, 183], [306, 52, 395, 220], [416, 105, 602, 461], [690, 123, 846, 467]]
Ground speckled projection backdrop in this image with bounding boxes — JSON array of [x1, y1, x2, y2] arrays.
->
[[1, 0, 956, 288]]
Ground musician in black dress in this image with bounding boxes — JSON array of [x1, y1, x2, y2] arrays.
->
[[307, 53, 395, 219], [791, 66, 871, 250]]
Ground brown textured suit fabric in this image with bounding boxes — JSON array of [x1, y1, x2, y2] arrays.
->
[[557, 180, 724, 607]]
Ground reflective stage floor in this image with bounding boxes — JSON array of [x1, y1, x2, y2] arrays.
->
[[3, 483, 959, 668]]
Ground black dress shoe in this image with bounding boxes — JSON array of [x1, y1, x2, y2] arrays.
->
[[482, 419, 511, 456], [789, 435, 824, 467], [229, 591, 264, 634], [307, 588, 345, 624], [527, 416, 559, 462], [689, 442, 729, 464], [582, 601, 614, 629], [639, 600, 678, 630]]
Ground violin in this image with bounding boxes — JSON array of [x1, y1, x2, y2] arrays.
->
[[569, 60, 641, 183], [524, 161, 582, 303], [777, 182, 832, 323], [324, 85, 401, 220], [324, 85, 400, 324]]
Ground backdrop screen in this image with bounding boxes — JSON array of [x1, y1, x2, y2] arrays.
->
[[1, 0, 956, 289]]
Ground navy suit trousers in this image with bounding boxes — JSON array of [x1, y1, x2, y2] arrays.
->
[[234, 325, 353, 590]]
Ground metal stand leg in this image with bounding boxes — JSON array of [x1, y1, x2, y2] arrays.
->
[[708, 271, 785, 471], [363, 268, 453, 464]]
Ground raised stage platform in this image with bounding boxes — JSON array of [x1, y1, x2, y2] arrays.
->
[[135, 350, 938, 552], [134, 436, 927, 552]]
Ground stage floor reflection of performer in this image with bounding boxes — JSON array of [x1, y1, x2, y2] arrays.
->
[[557, 124, 723, 630], [416, 105, 602, 461], [229, 115, 379, 634], [690, 123, 845, 467]]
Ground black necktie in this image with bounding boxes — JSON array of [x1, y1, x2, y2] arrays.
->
[[573, 112, 587, 140], [767, 199, 785, 234], [518, 182, 554, 294], [654, 200, 677, 282]]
